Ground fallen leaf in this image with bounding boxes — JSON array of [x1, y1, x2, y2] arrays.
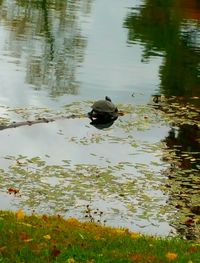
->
[[24, 239, 33, 243], [129, 253, 142, 261], [66, 218, 79, 225], [131, 232, 141, 239], [42, 215, 49, 222], [19, 222, 33, 227], [184, 219, 195, 226], [94, 235, 104, 241], [20, 232, 29, 241], [51, 246, 61, 258], [44, 234, 51, 240], [0, 246, 6, 253], [114, 229, 125, 235], [147, 255, 156, 261], [166, 252, 178, 261], [188, 246, 198, 253], [19, 232, 33, 243], [68, 258, 75, 263], [7, 188, 20, 195], [16, 209, 25, 220]]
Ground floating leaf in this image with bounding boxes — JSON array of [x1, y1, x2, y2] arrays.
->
[[7, 188, 20, 195]]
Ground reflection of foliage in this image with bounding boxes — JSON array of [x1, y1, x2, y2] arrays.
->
[[124, 0, 174, 57], [163, 143, 200, 239], [0, 0, 92, 96], [153, 96, 200, 126], [124, 0, 200, 96], [122, 96, 200, 239], [159, 99, 200, 239]]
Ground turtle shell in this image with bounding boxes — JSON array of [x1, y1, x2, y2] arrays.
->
[[91, 99, 118, 113]]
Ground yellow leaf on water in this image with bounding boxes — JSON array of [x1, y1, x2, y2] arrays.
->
[[16, 209, 25, 220], [43, 234, 51, 240], [166, 252, 178, 261]]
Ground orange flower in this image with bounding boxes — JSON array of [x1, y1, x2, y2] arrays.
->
[[166, 252, 178, 261]]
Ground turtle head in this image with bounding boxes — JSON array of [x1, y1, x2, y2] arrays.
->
[[105, 96, 112, 102]]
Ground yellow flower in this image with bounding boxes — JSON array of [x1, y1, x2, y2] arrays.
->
[[166, 252, 178, 261]]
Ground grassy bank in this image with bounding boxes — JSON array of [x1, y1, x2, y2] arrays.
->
[[0, 211, 199, 262]]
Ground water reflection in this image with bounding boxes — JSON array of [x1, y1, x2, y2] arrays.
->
[[0, 0, 92, 96], [89, 117, 118, 130], [0, 0, 199, 238], [124, 0, 200, 97], [124, 0, 200, 235], [165, 124, 200, 167], [163, 124, 200, 239]]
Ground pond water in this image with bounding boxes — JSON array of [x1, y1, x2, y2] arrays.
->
[[0, 0, 199, 238]]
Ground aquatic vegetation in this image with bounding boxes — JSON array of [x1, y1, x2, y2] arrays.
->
[[0, 98, 199, 238], [0, 154, 174, 233]]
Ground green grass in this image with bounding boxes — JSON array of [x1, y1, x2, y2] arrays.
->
[[0, 211, 199, 262]]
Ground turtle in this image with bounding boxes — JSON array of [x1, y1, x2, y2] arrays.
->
[[88, 96, 118, 120]]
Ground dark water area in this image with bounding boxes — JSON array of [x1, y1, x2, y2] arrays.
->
[[0, 0, 199, 238]]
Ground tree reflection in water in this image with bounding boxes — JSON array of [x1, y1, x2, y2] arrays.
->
[[164, 124, 200, 239], [124, 0, 200, 238], [0, 0, 93, 96], [124, 0, 200, 97]]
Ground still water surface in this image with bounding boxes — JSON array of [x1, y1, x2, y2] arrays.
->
[[0, 0, 199, 237]]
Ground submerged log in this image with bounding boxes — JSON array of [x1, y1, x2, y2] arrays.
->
[[0, 114, 84, 131]]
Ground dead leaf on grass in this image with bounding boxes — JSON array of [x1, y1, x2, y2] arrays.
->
[[16, 209, 25, 220], [51, 245, 61, 258], [166, 252, 178, 261], [43, 234, 51, 240], [0, 246, 6, 253]]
